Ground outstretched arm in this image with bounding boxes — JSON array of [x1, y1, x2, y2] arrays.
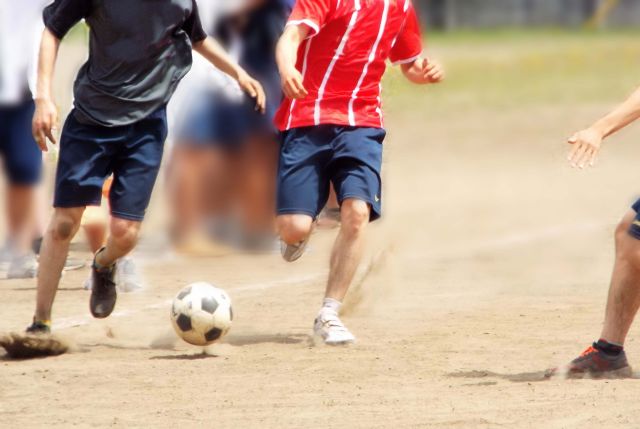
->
[[192, 38, 266, 113], [276, 25, 309, 100], [32, 28, 60, 152], [567, 86, 640, 168], [401, 57, 445, 85]]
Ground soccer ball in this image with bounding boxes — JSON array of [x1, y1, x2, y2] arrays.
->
[[170, 282, 233, 346]]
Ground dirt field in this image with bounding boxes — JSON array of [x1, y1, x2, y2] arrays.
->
[[3, 31, 640, 428]]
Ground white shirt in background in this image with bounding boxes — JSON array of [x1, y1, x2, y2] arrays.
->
[[0, 0, 49, 105]]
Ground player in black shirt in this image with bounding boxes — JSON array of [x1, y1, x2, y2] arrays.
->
[[28, 0, 265, 333]]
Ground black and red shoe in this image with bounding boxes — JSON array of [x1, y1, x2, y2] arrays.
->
[[550, 344, 633, 379]]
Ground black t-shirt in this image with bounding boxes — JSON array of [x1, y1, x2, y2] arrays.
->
[[43, 0, 208, 126]]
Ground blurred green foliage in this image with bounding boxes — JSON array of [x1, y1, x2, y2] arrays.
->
[[385, 30, 640, 116]]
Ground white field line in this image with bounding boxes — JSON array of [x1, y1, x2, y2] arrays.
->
[[53, 272, 329, 330], [53, 221, 610, 330], [410, 221, 610, 260]]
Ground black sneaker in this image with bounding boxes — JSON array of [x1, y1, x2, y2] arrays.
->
[[549, 344, 633, 379], [26, 319, 51, 335], [89, 255, 117, 319]]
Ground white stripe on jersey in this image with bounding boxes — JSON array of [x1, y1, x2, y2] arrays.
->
[[286, 38, 314, 130], [348, 0, 389, 126], [314, 0, 361, 126]]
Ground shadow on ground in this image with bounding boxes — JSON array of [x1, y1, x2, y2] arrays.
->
[[448, 369, 640, 382], [150, 352, 218, 360], [224, 333, 311, 346]]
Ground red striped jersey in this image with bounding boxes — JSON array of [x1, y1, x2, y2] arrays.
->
[[274, 0, 423, 131]]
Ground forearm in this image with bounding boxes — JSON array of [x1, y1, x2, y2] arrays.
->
[[193, 37, 244, 81], [591, 86, 640, 138], [276, 27, 304, 74], [36, 29, 61, 101]]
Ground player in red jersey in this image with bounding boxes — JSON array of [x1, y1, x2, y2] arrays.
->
[[274, 0, 443, 344]]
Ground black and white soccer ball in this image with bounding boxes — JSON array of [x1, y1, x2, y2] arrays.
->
[[170, 282, 233, 346]]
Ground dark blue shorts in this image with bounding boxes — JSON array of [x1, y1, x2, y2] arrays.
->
[[176, 75, 281, 149], [0, 99, 42, 185], [54, 107, 168, 221], [277, 125, 385, 222], [629, 199, 640, 239]]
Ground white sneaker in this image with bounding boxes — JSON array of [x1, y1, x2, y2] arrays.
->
[[7, 254, 38, 279], [0, 244, 12, 271], [83, 271, 93, 290], [313, 310, 356, 345], [115, 257, 143, 292], [83, 257, 142, 292]]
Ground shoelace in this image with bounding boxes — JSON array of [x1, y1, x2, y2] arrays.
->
[[580, 346, 597, 357], [319, 313, 349, 332]]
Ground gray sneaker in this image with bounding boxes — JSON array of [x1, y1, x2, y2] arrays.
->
[[7, 254, 38, 279], [280, 237, 311, 262], [280, 222, 315, 263]]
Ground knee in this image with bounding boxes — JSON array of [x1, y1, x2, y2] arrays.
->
[[51, 211, 82, 241], [278, 215, 313, 244], [340, 200, 370, 238], [110, 218, 141, 250]]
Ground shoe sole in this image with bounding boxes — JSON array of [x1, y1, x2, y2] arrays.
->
[[565, 366, 634, 380]]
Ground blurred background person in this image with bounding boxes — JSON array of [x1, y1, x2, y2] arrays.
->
[[0, 0, 49, 279], [168, 0, 293, 255]]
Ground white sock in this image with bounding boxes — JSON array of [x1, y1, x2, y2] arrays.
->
[[322, 298, 341, 314]]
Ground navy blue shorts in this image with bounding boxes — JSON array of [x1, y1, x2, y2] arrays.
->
[[54, 107, 168, 221], [0, 99, 42, 185], [176, 75, 281, 148], [277, 125, 385, 221], [629, 199, 640, 239]]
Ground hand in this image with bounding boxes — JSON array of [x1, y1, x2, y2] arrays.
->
[[237, 71, 266, 114], [567, 127, 604, 169], [403, 58, 445, 85], [32, 98, 58, 152], [280, 66, 308, 100]]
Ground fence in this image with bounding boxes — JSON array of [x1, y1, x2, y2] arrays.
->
[[416, 0, 640, 29]]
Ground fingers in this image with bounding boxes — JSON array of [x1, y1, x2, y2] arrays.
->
[[568, 142, 599, 169], [567, 138, 582, 162], [253, 81, 266, 114], [423, 62, 444, 83], [282, 74, 308, 100], [244, 81, 257, 98], [292, 77, 308, 98], [567, 134, 578, 145], [45, 126, 57, 146], [32, 120, 49, 152]]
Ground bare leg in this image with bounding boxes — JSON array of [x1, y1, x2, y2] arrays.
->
[[35, 207, 85, 322], [238, 134, 278, 235], [83, 223, 107, 254], [6, 185, 37, 255], [95, 218, 142, 267], [600, 210, 640, 344], [324, 199, 370, 301], [277, 214, 314, 245]]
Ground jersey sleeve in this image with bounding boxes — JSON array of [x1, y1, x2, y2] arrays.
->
[[389, 3, 423, 65], [43, 0, 91, 39], [286, 0, 333, 37], [183, 0, 207, 43]]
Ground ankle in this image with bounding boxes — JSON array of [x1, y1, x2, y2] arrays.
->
[[94, 248, 115, 271], [321, 297, 342, 314], [594, 338, 624, 356]]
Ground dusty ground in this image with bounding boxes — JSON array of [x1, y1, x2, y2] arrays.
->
[[3, 31, 640, 428]]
